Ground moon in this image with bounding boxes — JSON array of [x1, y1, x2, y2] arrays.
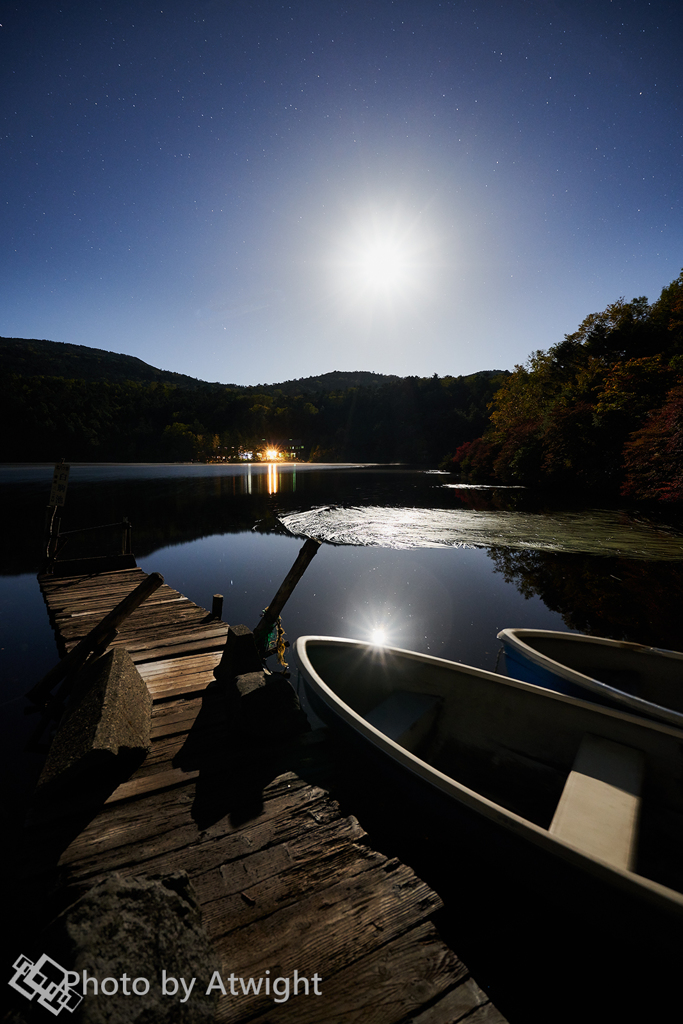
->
[[354, 240, 412, 291], [331, 206, 431, 303]]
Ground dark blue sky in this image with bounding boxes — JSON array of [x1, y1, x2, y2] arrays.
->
[[2, 1, 681, 385]]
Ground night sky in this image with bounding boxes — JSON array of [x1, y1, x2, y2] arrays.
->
[[2, 1, 681, 386]]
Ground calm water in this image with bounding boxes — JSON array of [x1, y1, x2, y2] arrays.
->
[[3, 461, 683, 807], [2, 462, 683, 1022]]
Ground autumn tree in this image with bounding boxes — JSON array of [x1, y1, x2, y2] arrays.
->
[[453, 269, 683, 497], [621, 383, 683, 501]]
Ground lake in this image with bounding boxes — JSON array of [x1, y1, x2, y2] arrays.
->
[[3, 462, 683, 1022], [3, 460, 683, 805]]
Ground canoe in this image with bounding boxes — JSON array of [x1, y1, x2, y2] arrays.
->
[[294, 635, 683, 919], [497, 628, 683, 729]]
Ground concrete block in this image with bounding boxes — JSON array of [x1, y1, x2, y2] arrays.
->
[[234, 670, 267, 698], [36, 647, 152, 799], [38, 872, 219, 1023], [232, 670, 309, 739], [214, 623, 263, 681]]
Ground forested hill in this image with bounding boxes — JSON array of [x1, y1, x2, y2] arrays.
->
[[0, 337, 214, 390], [0, 337, 403, 394], [1, 336, 506, 464], [265, 369, 403, 395], [453, 268, 683, 501]]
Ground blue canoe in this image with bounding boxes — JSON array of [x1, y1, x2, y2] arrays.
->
[[497, 628, 683, 729]]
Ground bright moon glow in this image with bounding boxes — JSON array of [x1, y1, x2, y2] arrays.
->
[[331, 206, 434, 305], [355, 241, 412, 291]]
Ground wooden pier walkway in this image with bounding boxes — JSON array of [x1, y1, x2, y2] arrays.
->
[[20, 567, 507, 1023]]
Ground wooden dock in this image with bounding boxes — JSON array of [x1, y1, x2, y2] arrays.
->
[[17, 567, 507, 1023]]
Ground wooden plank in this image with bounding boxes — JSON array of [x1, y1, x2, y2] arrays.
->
[[150, 699, 203, 738], [28, 572, 166, 702], [143, 678, 212, 702], [236, 922, 471, 1024], [52, 589, 187, 609], [210, 862, 444, 1023], [34, 566, 509, 1024], [129, 638, 227, 663], [66, 803, 365, 904], [125, 623, 229, 654], [136, 652, 223, 680], [137, 652, 222, 701], [54, 775, 331, 880], [409, 978, 508, 1024], [58, 607, 209, 642], [46, 583, 159, 608], [105, 767, 200, 803], [47, 584, 187, 608], [45, 584, 203, 622], [39, 568, 146, 591], [195, 814, 368, 911], [203, 849, 387, 939], [124, 735, 189, 774], [201, 832, 384, 938], [39, 571, 148, 609]]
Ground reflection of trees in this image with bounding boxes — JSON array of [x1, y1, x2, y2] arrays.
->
[[489, 547, 683, 648], [8, 468, 514, 575], [3, 475, 297, 574], [446, 487, 532, 512]]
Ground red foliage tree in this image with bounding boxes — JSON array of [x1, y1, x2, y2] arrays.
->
[[451, 437, 497, 481], [621, 384, 683, 501]]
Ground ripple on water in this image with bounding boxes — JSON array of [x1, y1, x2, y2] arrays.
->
[[279, 506, 683, 560]]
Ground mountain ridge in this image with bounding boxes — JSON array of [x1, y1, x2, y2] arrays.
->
[[1, 336, 498, 393]]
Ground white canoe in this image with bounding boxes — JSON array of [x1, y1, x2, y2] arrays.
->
[[497, 628, 683, 729], [294, 635, 683, 919]]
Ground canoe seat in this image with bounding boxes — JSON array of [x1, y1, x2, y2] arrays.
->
[[365, 691, 441, 752], [549, 733, 644, 871]]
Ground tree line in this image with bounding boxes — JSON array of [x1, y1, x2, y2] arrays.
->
[[1, 364, 505, 465], [452, 269, 683, 501]]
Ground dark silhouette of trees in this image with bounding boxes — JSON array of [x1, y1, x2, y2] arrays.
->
[[1, 362, 504, 465], [622, 383, 683, 501], [453, 270, 683, 500]]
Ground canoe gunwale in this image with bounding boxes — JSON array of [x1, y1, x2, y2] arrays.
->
[[497, 628, 683, 729], [294, 635, 683, 919]]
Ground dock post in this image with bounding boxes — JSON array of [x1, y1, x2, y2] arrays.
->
[[46, 514, 61, 573], [211, 594, 224, 620], [253, 537, 321, 653], [42, 505, 57, 566], [122, 517, 132, 555]]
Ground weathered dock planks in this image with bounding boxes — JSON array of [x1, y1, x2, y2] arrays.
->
[[26, 567, 508, 1023], [39, 567, 229, 700]]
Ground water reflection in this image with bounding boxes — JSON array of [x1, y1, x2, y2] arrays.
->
[[489, 547, 683, 649], [3, 463, 682, 665], [267, 463, 278, 495], [280, 505, 683, 560], [3, 463, 683, 824], [135, 536, 564, 670], [6, 463, 538, 575]]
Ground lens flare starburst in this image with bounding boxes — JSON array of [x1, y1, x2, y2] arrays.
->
[[330, 204, 435, 309]]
